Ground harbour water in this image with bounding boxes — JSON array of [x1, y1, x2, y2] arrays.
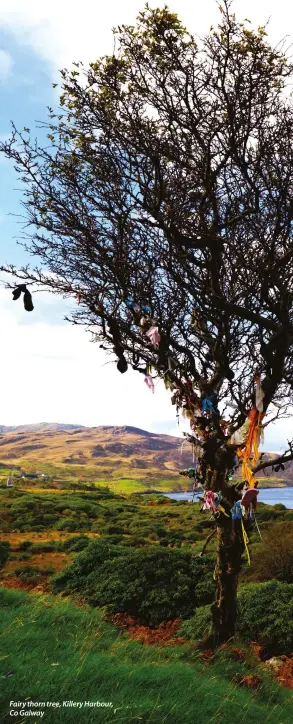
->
[[164, 486, 293, 509]]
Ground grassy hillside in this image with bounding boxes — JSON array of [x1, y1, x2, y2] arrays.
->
[[1, 587, 293, 724], [1, 485, 293, 722]]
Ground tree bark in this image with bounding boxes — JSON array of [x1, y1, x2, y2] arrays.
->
[[207, 442, 245, 645], [212, 516, 244, 645]]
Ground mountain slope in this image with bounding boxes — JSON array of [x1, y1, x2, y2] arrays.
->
[[0, 424, 192, 483], [0, 424, 291, 486]]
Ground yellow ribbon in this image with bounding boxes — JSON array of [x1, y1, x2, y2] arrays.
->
[[218, 504, 229, 518], [241, 517, 251, 565]]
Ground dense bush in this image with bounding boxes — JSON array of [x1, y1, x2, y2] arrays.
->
[[103, 524, 125, 535], [0, 541, 10, 568], [237, 581, 293, 655], [252, 523, 293, 583], [18, 541, 33, 551], [59, 536, 91, 553], [123, 536, 146, 547], [52, 541, 127, 593], [31, 542, 56, 553], [54, 517, 81, 532], [179, 605, 212, 641], [180, 580, 293, 656], [283, 512, 293, 521], [52, 541, 214, 626], [0, 491, 108, 533], [102, 535, 124, 544], [19, 553, 32, 561], [256, 508, 279, 522]]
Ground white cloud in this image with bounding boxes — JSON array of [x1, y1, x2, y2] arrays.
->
[[0, 1, 291, 74], [0, 284, 182, 431], [0, 49, 13, 81]]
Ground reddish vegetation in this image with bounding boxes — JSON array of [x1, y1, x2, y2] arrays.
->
[[248, 643, 293, 690], [250, 642, 264, 660], [232, 674, 262, 689], [0, 531, 97, 545], [0, 576, 48, 592], [109, 613, 187, 645], [229, 647, 246, 661], [276, 657, 293, 689], [199, 648, 215, 662]]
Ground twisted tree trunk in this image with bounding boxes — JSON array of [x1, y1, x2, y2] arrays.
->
[[212, 516, 244, 644], [206, 442, 245, 644]]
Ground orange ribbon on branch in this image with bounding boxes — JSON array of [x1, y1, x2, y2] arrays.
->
[[237, 408, 265, 487]]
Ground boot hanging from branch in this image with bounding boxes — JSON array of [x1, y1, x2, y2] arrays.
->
[[12, 284, 34, 312], [108, 318, 128, 374]]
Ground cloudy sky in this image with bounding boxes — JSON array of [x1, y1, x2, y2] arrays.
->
[[0, 0, 293, 450]]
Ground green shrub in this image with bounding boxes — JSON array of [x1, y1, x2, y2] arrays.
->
[[237, 580, 293, 655], [124, 536, 145, 547], [59, 536, 90, 553], [43, 514, 57, 524], [183, 532, 199, 542], [284, 512, 293, 521], [52, 541, 127, 594], [152, 525, 168, 538], [135, 527, 153, 538], [18, 541, 33, 551], [0, 541, 10, 568], [120, 537, 145, 547], [40, 567, 55, 576], [102, 535, 124, 545], [18, 553, 32, 561], [52, 541, 214, 626], [104, 525, 125, 535], [12, 520, 25, 531], [31, 542, 56, 554], [155, 496, 169, 505], [256, 509, 279, 521], [179, 605, 212, 641], [15, 566, 41, 580], [91, 522, 103, 532], [180, 580, 293, 656], [252, 523, 293, 583], [54, 517, 79, 532]]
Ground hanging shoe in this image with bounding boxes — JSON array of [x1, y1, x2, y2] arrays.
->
[[23, 288, 34, 312], [117, 356, 128, 373]]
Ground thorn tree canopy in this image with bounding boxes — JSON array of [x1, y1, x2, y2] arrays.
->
[[2, 0, 293, 644]]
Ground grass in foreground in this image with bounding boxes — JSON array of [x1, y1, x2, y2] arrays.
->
[[1, 587, 293, 724]]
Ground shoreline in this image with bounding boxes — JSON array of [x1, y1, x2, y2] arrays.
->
[[134, 482, 291, 495]]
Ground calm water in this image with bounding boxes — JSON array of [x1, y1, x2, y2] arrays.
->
[[164, 487, 293, 509]]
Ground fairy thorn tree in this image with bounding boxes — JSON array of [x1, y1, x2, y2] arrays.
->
[[2, 0, 293, 644]]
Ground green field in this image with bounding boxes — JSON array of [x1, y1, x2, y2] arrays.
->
[[1, 485, 293, 723], [1, 587, 293, 724]]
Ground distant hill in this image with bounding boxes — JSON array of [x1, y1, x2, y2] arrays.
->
[[0, 423, 85, 434], [0, 423, 291, 487], [0, 424, 191, 485]]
